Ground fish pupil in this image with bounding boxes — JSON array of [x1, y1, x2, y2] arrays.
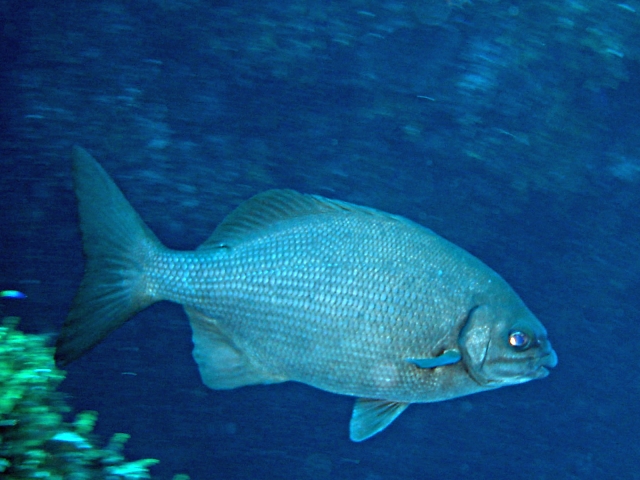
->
[[508, 330, 530, 350]]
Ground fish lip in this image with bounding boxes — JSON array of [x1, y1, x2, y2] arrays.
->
[[540, 349, 558, 369], [533, 366, 550, 379], [531, 350, 557, 379]]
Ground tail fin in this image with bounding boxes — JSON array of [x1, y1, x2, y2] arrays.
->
[[55, 146, 164, 365]]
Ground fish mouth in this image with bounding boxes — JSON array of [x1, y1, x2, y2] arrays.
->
[[530, 349, 558, 379], [542, 349, 558, 368]]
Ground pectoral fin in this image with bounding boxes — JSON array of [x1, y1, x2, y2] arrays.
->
[[350, 398, 410, 442], [406, 348, 462, 369]]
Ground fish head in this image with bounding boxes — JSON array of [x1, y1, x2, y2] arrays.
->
[[458, 298, 557, 389]]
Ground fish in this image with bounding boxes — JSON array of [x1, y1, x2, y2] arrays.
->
[[0, 290, 27, 299], [56, 146, 557, 442]]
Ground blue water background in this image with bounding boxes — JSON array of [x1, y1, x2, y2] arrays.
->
[[1, 0, 639, 478]]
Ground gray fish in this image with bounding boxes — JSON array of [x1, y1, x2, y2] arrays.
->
[[56, 146, 557, 441]]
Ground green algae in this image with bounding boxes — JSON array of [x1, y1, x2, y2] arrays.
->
[[0, 317, 159, 479]]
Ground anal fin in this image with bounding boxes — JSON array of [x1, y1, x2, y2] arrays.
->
[[185, 307, 284, 390], [350, 398, 410, 442]]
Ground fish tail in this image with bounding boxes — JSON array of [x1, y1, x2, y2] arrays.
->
[[55, 146, 164, 366]]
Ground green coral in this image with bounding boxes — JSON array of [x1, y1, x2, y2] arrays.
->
[[0, 317, 159, 479]]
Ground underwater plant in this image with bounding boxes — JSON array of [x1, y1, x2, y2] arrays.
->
[[0, 316, 160, 479]]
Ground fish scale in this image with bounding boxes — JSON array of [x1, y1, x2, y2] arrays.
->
[[147, 210, 489, 400], [56, 146, 557, 441]]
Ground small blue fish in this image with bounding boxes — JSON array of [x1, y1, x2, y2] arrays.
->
[[0, 290, 27, 299]]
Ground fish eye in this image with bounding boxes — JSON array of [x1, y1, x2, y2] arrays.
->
[[508, 330, 531, 350]]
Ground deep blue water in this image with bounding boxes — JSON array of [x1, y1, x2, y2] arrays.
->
[[1, 1, 639, 478]]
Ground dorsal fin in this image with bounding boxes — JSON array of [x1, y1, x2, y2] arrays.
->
[[199, 189, 396, 250]]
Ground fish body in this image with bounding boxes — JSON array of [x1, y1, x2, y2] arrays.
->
[[56, 147, 557, 441]]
